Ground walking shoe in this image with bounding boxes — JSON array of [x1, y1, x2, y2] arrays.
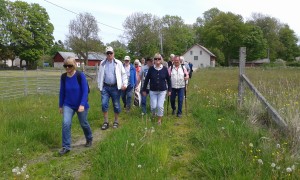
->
[[172, 110, 176, 115], [85, 140, 92, 147], [177, 114, 182, 118], [113, 122, 119, 128], [101, 122, 109, 130], [59, 148, 70, 156]]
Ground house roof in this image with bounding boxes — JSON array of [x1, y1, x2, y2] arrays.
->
[[183, 44, 216, 57], [57, 52, 106, 61], [57, 52, 79, 59]]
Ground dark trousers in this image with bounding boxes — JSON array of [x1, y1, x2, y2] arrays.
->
[[170, 88, 184, 115]]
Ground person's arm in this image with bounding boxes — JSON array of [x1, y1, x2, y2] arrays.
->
[[59, 75, 65, 114], [166, 68, 172, 93], [79, 72, 89, 107], [142, 67, 151, 92], [121, 63, 128, 90], [183, 67, 189, 80]]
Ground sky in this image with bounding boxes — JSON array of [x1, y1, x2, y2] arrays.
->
[[11, 0, 300, 45]]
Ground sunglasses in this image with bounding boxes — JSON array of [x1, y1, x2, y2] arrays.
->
[[63, 64, 73, 68], [154, 58, 161, 60], [106, 52, 113, 55]]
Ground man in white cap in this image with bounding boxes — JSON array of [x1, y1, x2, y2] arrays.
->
[[121, 55, 136, 112], [97, 46, 128, 130]]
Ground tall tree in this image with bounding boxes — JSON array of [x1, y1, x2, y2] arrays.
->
[[242, 24, 268, 61], [278, 24, 300, 61], [201, 12, 245, 65], [0, 0, 12, 62], [247, 13, 283, 61], [7, 1, 54, 68], [66, 12, 103, 65], [123, 12, 160, 58], [160, 15, 195, 57]]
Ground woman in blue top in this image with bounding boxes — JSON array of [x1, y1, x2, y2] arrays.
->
[[59, 57, 93, 156]]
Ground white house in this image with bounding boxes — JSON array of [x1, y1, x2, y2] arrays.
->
[[182, 44, 216, 68]]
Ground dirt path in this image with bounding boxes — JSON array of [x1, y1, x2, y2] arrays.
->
[[26, 127, 109, 178]]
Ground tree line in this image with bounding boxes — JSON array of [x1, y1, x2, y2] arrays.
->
[[1, 0, 299, 68]]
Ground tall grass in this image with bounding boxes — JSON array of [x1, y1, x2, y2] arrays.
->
[[1, 67, 300, 179]]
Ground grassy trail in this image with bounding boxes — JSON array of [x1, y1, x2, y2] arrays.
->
[[2, 68, 300, 179]]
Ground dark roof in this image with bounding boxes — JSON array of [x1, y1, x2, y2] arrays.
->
[[183, 44, 216, 57], [57, 52, 106, 61]]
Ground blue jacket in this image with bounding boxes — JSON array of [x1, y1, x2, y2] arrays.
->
[[124, 63, 136, 88], [59, 71, 89, 109]]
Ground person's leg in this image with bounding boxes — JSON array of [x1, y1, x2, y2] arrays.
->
[[62, 106, 75, 150], [170, 88, 177, 114], [111, 87, 121, 125], [77, 108, 93, 143], [177, 88, 184, 116], [149, 91, 158, 116], [101, 86, 110, 130], [126, 85, 133, 110], [121, 89, 126, 108], [157, 90, 167, 124]]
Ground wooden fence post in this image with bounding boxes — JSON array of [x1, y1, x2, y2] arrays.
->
[[238, 47, 246, 108]]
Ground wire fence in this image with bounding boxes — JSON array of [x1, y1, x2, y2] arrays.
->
[[0, 67, 97, 100]]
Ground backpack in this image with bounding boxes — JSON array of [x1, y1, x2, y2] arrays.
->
[[61, 71, 90, 93]]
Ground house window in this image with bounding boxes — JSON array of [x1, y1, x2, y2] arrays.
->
[[194, 56, 198, 60], [190, 51, 193, 55], [200, 50, 202, 55]]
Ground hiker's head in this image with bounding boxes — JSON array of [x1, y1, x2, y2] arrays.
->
[[153, 53, 162, 66], [173, 56, 180, 66], [63, 56, 77, 73]]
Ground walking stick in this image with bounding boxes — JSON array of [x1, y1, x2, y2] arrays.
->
[[184, 79, 187, 116]]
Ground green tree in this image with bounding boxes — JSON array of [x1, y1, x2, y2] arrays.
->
[[123, 12, 160, 58], [201, 12, 245, 65], [278, 24, 299, 61], [242, 24, 267, 61], [66, 12, 103, 65], [161, 15, 195, 57], [247, 13, 283, 61], [7, 1, 54, 68]]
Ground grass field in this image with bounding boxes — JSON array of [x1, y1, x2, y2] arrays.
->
[[1, 67, 300, 179]]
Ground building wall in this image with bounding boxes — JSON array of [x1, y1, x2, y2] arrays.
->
[[88, 60, 101, 66], [182, 46, 213, 68]]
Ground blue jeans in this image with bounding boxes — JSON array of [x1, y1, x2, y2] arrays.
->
[[62, 106, 93, 150], [121, 85, 133, 109], [141, 89, 149, 113], [101, 85, 121, 113], [170, 88, 184, 115], [149, 90, 167, 117]]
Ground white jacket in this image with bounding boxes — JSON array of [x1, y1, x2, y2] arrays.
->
[[97, 59, 128, 91]]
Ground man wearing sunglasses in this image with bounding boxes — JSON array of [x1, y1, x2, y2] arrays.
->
[[97, 46, 128, 130]]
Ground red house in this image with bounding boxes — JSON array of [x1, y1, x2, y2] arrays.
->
[[53, 52, 106, 68]]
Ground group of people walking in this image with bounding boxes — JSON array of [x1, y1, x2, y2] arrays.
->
[[58, 46, 192, 155]]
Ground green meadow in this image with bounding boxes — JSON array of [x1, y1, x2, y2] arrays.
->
[[1, 67, 300, 179]]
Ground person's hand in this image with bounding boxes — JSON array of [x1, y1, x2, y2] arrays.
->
[[142, 91, 146, 96], [59, 108, 63, 114], [168, 91, 171, 96], [121, 86, 127, 91], [184, 77, 189, 81], [78, 105, 84, 112]]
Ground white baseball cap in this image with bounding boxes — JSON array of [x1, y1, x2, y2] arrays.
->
[[124, 56, 130, 61], [105, 46, 114, 53]]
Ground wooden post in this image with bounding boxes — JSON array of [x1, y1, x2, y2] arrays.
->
[[238, 47, 246, 108]]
